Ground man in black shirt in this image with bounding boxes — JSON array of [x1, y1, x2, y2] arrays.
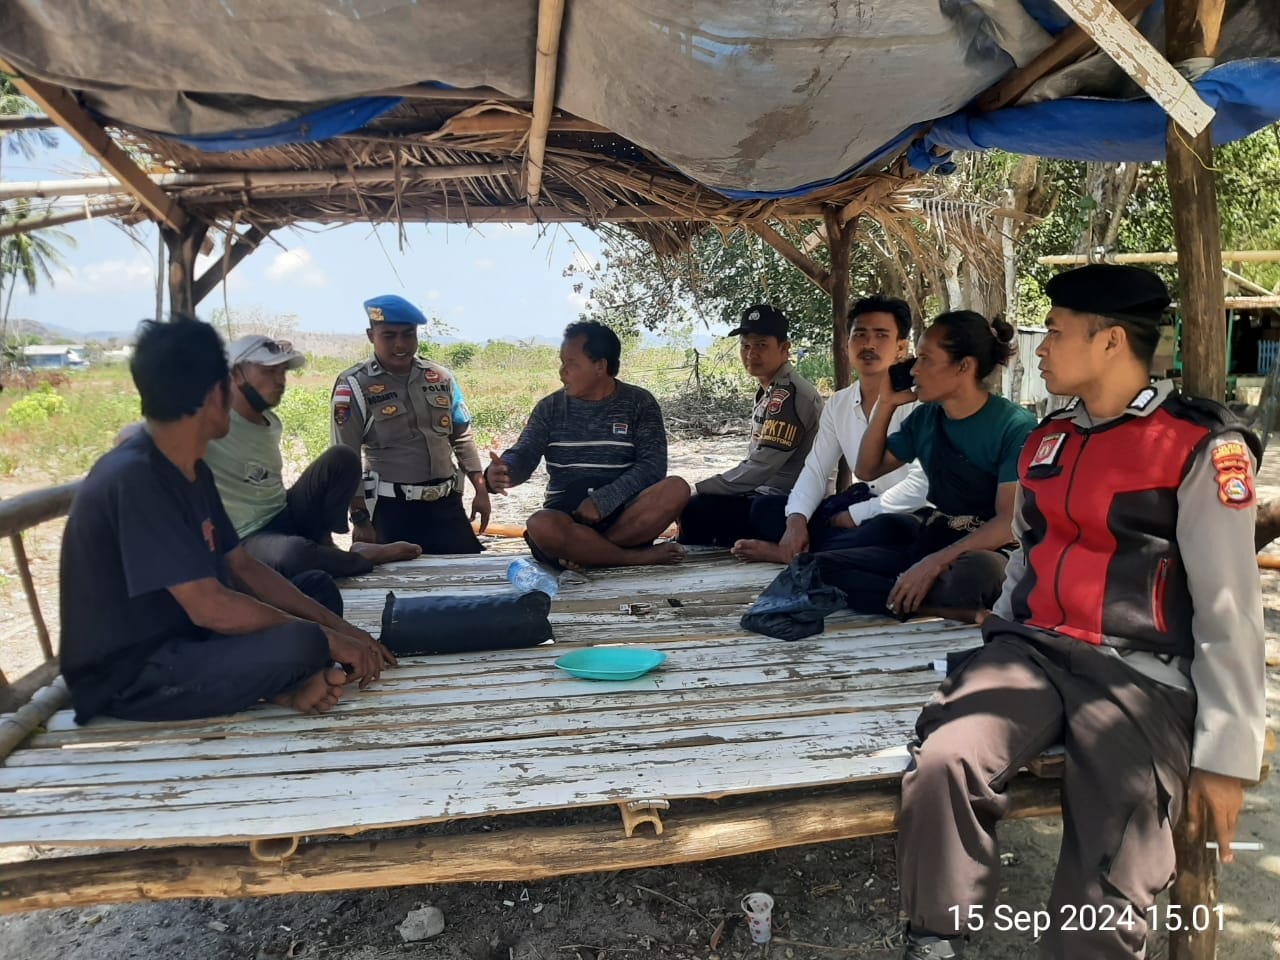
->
[[59, 319, 394, 724]]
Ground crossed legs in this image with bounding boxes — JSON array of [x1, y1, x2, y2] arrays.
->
[[525, 477, 690, 568]]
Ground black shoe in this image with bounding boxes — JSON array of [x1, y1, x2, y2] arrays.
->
[[903, 932, 965, 959]]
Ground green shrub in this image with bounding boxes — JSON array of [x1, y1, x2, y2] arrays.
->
[[276, 385, 333, 461], [5, 384, 66, 427]]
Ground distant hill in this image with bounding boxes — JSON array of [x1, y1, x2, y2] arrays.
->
[[6, 318, 135, 344]]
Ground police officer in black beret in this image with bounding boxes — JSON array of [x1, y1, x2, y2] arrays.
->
[[896, 264, 1265, 959]]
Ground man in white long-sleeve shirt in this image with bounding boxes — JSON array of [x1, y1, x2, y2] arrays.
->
[[734, 297, 929, 564]]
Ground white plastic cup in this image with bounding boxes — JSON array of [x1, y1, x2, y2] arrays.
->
[[740, 891, 774, 944]]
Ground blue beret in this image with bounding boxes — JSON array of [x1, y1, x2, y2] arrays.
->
[[363, 294, 426, 326]]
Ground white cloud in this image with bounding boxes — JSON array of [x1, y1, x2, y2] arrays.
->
[[265, 248, 326, 287], [56, 256, 155, 294], [568, 291, 595, 311], [474, 258, 496, 270]]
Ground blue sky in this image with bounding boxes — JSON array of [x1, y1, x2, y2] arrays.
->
[[4, 137, 606, 340]]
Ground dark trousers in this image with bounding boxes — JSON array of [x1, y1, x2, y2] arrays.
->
[[678, 493, 787, 547], [898, 620, 1195, 958], [102, 571, 341, 722], [374, 490, 481, 554], [242, 445, 375, 578], [815, 513, 1008, 616], [747, 493, 893, 553]]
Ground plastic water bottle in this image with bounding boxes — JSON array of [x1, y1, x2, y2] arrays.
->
[[506, 558, 560, 597]]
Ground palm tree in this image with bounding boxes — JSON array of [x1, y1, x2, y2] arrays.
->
[[0, 199, 77, 344], [1, 74, 58, 172]]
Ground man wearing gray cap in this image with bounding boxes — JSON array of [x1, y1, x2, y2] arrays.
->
[[896, 265, 1265, 959], [204, 334, 420, 578]]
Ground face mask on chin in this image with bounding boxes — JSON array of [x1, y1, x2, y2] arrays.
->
[[238, 380, 273, 413]]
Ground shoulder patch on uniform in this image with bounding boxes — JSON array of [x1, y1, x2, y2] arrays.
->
[[424, 368, 442, 384], [332, 383, 353, 425], [766, 387, 791, 416], [1128, 386, 1157, 412], [1211, 441, 1254, 509], [1028, 432, 1068, 469]]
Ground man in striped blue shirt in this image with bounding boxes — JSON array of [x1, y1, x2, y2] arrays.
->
[[486, 322, 690, 568]]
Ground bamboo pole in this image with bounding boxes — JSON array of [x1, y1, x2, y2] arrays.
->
[[1039, 251, 1280, 266], [0, 165, 514, 202], [0, 676, 69, 763], [0, 115, 55, 132], [526, 0, 567, 205], [0, 203, 138, 240], [0, 483, 79, 539], [0, 60, 188, 232], [0, 778, 1061, 913], [8, 535, 52, 662]]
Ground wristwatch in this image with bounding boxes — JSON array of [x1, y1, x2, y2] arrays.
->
[[349, 508, 372, 527]]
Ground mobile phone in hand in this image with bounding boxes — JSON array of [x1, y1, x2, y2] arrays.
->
[[889, 360, 915, 393]]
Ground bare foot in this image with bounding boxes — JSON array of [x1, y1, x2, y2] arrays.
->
[[351, 540, 422, 564], [731, 538, 788, 564], [627, 541, 686, 566], [270, 666, 346, 714]]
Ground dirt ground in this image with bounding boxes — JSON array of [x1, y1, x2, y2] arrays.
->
[[1, 435, 1278, 960]]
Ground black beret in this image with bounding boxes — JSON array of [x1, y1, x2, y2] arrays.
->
[[1045, 264, 1171, 325]]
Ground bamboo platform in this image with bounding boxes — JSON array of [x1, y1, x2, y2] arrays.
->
[[0, 548, 1055, 914]]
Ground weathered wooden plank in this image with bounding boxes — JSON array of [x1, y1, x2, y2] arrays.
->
[[4, 680, 941, 773], [1049, 0, 1214, 136], [33, 643, 961, 742], [0, 778, 1063, 915], [1, 708, 917, 797], [0, 713, 923, 846]]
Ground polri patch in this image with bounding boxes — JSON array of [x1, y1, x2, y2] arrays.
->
[[1028, 432, 1068, 469], [612, 422, 629, 436], [424, 368, 442, 384], [1211, 441, 1254, 509], [766, 387, 790, 416]]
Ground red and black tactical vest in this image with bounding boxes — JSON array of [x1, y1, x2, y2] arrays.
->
[[1008, 390, 1260, 657]]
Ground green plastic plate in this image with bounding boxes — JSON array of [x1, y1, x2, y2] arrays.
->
[[554, 647, 667, 681]]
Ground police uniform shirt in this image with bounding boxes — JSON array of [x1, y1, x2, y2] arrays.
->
[[59, 430, 240, 724], [695, 360, 824, 497], [330, 355, 482, 485], [993, 380, 1265, 781]]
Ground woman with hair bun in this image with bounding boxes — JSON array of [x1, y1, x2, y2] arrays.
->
[[819, 310, 1035, 622]]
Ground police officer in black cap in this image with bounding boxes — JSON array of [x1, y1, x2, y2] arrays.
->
[[895, 264, 1265, 959], [677, 304, 823, 546]]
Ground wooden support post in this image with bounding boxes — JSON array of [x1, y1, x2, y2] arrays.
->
[[191, 226, 270, 309], [8, 534, 52, 662], [164, 221, 209, 319], [1169, 802, 1218, 960], [1165, 0, 1228, 400], [526, 0, 566, 205], [748, 221, 831, 292], [825, 208, 855, 392]]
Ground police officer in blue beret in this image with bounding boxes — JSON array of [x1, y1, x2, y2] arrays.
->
[[330, 295, 489, 554]]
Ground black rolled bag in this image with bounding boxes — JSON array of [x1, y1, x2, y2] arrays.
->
[[740, 553, 848, 641], [379, 590, 555, 656]]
